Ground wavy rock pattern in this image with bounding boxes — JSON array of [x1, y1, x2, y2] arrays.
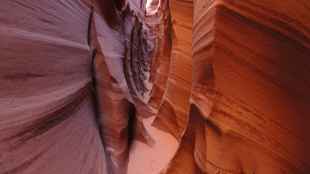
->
[[1, 0, 310, 174], [0, 1, 107, 174], [192, 0, 310, 173]]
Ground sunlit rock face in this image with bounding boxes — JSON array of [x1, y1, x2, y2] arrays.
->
[[126, 0, 193, 174], [92, 0, 192, 174], [192, 0, 310, 173], [1, 0, 310, 174]]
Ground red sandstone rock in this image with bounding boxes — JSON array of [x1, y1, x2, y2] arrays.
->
[[1, 0, 310, 174], [191, 0, 310, 173]]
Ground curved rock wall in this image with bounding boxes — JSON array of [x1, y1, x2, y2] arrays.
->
[[1, 0, 310, 174], [192, 0, 310, 173]]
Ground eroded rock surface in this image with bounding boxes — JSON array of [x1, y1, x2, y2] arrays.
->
[[192, 0, 310, 173], [1, 0, 310, 174]]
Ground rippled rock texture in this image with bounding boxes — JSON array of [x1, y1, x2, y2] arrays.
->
[[0, 0, 191, 174], [1, 0, 310, 174], [192, 0, 310, 173]]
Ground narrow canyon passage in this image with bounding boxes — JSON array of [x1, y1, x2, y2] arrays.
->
[[0, 0, 309, 174]]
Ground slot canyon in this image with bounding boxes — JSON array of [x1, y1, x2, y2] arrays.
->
[[0, 0, 309, 174]]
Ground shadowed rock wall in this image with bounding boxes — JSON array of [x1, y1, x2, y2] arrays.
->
[[1, 0, 310, 174]]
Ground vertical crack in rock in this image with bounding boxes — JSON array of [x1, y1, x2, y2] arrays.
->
[[94, 0, 172, 107], [124, 0, 171, 105], [92, 2, 174, 173]]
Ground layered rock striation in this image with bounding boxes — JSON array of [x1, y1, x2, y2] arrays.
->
[[192, 0, 310, 173], [1, 0, 310, 174]]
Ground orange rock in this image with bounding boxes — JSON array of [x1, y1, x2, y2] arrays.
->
[[192, 0, 310, 173]]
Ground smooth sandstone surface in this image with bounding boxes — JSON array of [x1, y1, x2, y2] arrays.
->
[[1, 0, 310, 174], [0, 1, 107, 174], [192, 0, 310, 173]]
